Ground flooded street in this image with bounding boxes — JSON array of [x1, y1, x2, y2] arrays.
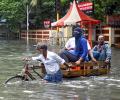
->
[[0, 40, 120, 100]]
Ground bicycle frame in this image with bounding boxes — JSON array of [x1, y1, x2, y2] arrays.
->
[[5, 61, 44, 85], [22, 61, 43, 80]]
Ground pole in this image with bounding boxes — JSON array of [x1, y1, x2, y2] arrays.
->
[[27, 4, 29, 46], [56, 12, 59, 45], [88, 23, 92, 47], [55, 0, 60, 45]]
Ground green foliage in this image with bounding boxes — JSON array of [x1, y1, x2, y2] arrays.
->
[[92, 0, 120, 22], [0, 0, 23, 20], [0, 0, 119, 34], [0, 0, 25, 33]]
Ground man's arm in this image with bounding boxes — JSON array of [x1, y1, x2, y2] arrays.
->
[[89, 50, 97, 62], [63, 62, 71, 69], [75, 38, 88, 65], [23, 55, 41, 61], [53, 53, 70, 68], [105, 44, 111, 63], [23, 57, 32, 61], [80, 38, 88, 60]]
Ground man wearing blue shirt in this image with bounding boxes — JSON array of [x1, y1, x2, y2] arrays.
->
[[60, 27, 89, 65]]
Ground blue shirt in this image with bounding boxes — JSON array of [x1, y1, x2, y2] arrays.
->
[[70, 35, 88, 60]]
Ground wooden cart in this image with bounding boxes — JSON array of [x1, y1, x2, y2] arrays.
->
[[61, 61, 110, 78]]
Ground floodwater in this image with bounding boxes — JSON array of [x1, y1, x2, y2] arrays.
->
[[0, 40, 120, 100]]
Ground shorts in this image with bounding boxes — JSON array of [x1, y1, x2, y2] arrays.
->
[[43, 70, 63, 83]]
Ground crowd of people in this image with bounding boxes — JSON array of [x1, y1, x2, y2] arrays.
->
[[24, 26, 111, 83]]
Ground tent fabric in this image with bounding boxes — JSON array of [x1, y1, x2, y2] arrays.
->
[[51, 0, 100, 27], [51, 4, 73, 27]]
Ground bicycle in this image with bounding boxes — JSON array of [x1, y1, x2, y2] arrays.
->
[[5, 60, 45, 85]]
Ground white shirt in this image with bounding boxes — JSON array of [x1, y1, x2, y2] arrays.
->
[[65, 37, 91, 50], [65, 37, 75, 50], [32, 51, 65, 74]]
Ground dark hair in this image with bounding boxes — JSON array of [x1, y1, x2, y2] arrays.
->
[[36, 43, 47, 50]]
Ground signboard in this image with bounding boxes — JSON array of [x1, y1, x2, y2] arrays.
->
[[77, 2, 93, 15], [43, 20, 51, 28]]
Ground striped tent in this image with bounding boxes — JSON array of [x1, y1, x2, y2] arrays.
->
[[51, 0, 100, 27]]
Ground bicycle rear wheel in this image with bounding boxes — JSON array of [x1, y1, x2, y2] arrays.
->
[[5, 75, 25, 85]]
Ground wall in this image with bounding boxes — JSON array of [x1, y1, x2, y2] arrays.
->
[[21, 26, 120, 47], [96, 26, 120, 46], [21, 29, 51, 43], [21, 27, 72, 46]]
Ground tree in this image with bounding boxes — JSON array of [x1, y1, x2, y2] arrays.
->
[[0, 0, 39, 35], [0, 0, 24, 33], [0, 0, 119, 36], [91, 0, 120, 23]]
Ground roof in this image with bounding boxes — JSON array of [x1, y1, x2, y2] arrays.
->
[[51, 0, 100, 27]]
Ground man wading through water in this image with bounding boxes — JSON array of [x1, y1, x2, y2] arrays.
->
[[24, 43, 69, 83]]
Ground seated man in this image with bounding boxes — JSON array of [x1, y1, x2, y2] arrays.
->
[[92, 35, 111, 63], [60, 27, 89, 65], [64, 33, 96, 62]]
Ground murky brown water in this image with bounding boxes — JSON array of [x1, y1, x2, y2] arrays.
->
[[0, 40, 120, 100]]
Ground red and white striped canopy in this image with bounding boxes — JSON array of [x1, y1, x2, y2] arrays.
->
[[51, 0, 100, 27]]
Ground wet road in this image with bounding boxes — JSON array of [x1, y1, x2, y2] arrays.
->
[[0, 40, 120, 100]]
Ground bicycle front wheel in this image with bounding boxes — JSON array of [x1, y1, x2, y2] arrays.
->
[[5, 75, 25, 85]]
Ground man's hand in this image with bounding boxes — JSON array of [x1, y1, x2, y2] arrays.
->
[[75, 57, 83, 65], [105, 59, 110, 64], [63, 62, 71, 69], [22, 57, 31, 61], [75, 60, 81, 65], [91, 57, 97, 63]]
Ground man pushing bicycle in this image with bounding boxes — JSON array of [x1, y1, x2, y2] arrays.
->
[[24, 43, 69, 83]]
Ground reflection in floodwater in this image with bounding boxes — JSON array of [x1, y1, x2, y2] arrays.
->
[[0, 40, 120, 100]]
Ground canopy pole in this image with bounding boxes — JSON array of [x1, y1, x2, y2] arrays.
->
[[56, 12, 60, 45], [26, 4, 29, 47], [88, 23, 93, 47]]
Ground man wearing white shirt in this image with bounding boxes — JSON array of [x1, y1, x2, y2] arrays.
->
[[65, 37, 75, 51], [26, 43, 69, 83], [65, 37, 91, 51]]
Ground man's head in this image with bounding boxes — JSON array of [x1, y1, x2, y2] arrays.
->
[[73, 27, 84, 37], [98, 35, 104, 45], [36, 43, 47, 54]]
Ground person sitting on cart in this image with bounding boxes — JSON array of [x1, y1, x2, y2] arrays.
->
[[24, 43, 69, 83], [92, 35, 111, 63], [60, 27, 89, 65], [61, 29, 96, 63]]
